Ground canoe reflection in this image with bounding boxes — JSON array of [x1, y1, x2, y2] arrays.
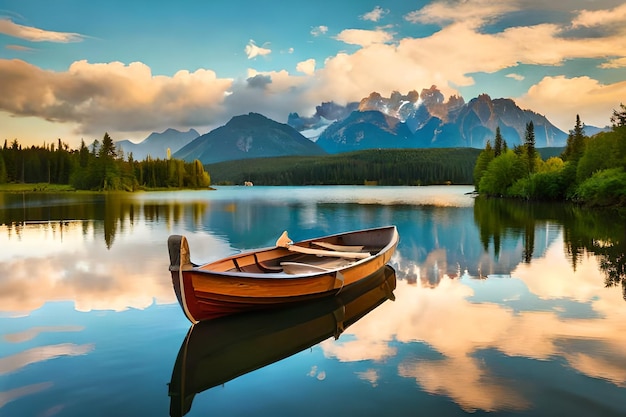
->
[[167, 265, 397, 417]]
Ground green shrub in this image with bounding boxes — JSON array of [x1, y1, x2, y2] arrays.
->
[[575, 168, 626, 206], [478, 150, 526, 196]]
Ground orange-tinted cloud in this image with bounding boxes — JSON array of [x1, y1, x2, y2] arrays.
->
[[0, 18, 84, 42], [0, 59, 233, 139]]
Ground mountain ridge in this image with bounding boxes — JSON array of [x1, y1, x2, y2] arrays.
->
[[173, 112, 326, 164], [310, 90, 569, 153], [116, 128, 199, 160], [119, 88, 604, 164]]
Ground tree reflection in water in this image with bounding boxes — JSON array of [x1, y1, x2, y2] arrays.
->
[[473, 197, 626, 300], [0, 192, 209, 249]]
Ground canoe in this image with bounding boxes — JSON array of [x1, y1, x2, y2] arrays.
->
[[168, 265, 397, 417], [167, 225, 398, 323]]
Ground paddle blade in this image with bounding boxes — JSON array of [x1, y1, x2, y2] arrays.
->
[[276, 231, 292, 248]]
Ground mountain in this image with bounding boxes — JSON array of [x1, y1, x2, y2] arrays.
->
[[288, 101, 359, 141], [173, 113, 326, 164], [447, 94, 567, 147], [300, 88, 569, 153], [314, 110, 414, 153], [116, 128, 199, 160]]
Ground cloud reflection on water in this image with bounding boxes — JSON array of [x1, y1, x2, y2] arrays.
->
[[0, 221, 234, 316], [0, 343, 94, 376], [320, 236, 626, 412]]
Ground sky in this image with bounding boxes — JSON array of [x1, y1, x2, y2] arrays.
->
[[1, 0, 626, 148]]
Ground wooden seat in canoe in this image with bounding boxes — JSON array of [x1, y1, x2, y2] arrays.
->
[[312, 242, 365, 252], [281, 257, 355, 274]]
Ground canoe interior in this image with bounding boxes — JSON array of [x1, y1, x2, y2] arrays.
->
[[200, 226, 396, 274]]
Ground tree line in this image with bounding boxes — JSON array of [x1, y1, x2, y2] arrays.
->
[[209, 148, 481, 186], [473, 105, 626, 207], [0, 133, 211, 191]]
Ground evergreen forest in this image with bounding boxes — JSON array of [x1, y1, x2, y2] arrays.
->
[[0, 133, 211, 191], [473, 105, 626, 207], [208, 148, 481, 186]]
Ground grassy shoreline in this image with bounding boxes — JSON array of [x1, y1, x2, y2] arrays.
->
[[0, 183, 77, 192], [0, 183, 216, 193]]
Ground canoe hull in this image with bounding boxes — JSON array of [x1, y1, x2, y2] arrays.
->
[[168, 225, 398, 323]]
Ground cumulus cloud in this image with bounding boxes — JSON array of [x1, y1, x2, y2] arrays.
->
[[516, 76, 626, 129], [361, 6, 388, 22], [0, 18, 85, 42], [4, 2, 626, 146], [217, 68, 315, 125], [572, 3, 626, 28], [335, 28, 393, 47], [296, 58, 316, 75], [311, 25, 328, 37], [0, 58, 233, 140], [244, 39, 271, 59], [246, 73, 272, 89]]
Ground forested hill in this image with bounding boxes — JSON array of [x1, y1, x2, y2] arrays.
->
[[207, 148, 483, 186]]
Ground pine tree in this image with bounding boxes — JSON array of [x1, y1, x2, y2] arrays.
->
[[562, 114, 586, 162], [524, 121, 536, 174], [611, 103, 626, 127], [494, 126, 504, 157]]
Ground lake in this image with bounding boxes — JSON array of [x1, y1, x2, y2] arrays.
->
[[1, 186, 625, 417]]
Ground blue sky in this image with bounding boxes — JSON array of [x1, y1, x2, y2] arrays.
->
[[1, 0, 626, 147]]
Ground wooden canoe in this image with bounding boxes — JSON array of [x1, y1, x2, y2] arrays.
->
[[168, 265, 397, 417], [167, 225, 398, 323]]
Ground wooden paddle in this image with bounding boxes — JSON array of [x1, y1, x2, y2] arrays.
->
[[276, 231, 370, 259]]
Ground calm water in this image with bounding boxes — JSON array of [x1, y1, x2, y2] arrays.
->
[[1, 186, 625, 417]]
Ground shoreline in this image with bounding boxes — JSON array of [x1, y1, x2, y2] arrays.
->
[[0, 183, 216, 193]]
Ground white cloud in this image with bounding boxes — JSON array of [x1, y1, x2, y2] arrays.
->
[[362, 6, 388, 22], [599, 57, 626, 69], [506, 73, 524, 81], [311, 25, 328, 37], [516, 75, 626, 129], [335, 28, 393, 47], [296, 58, 316, 75], [572, 3, 626, 28], [0, 18, 84, 42], [244, 40, 271, 59], [4, 2, 626, 147], [404, 0, 516, 28], [0, 59, 233, 141]]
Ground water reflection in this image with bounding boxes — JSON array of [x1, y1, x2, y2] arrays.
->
[[0, 192, 210, 249], [333, 260, 626, 414], [473, 197, 626, 299], [2, 187, 625, 416], [0, 342, 94, 375], [168, 266, 397, 417]]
